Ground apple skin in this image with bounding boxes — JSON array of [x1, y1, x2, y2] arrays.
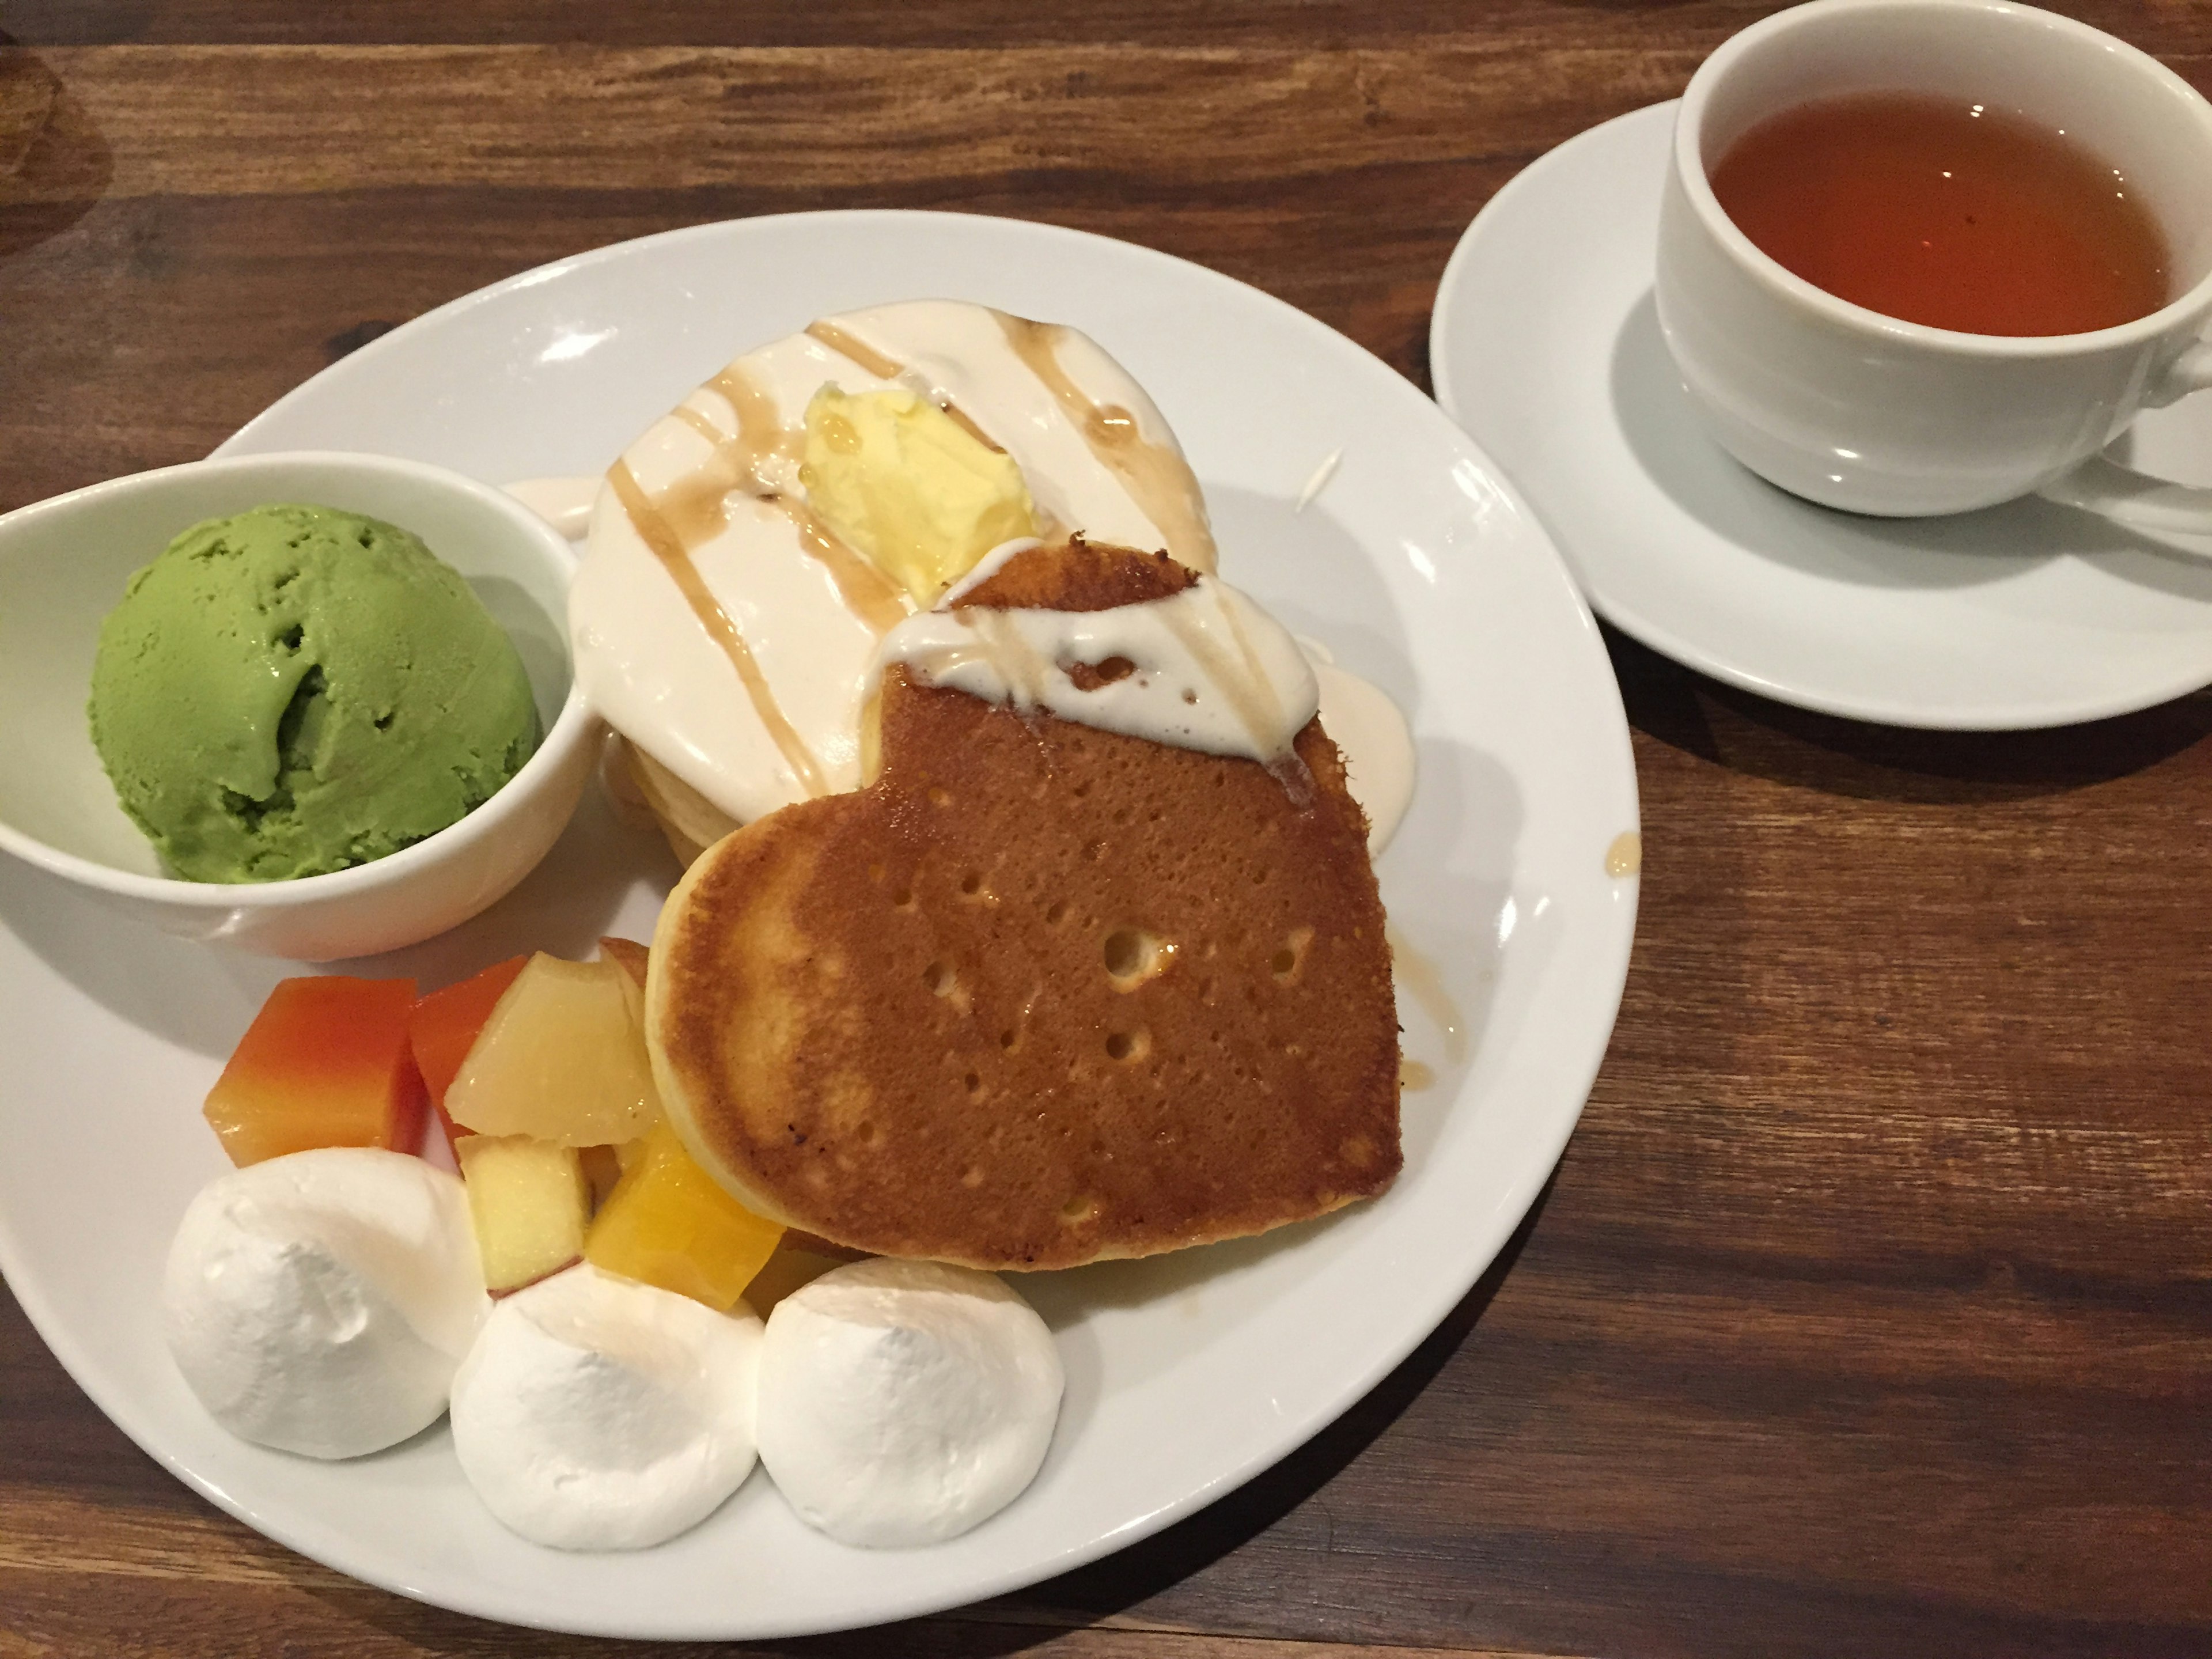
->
[[488, 1255, 584, 1301]]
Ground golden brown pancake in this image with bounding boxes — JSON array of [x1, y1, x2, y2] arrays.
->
[[646, 541, 1400, 1269]]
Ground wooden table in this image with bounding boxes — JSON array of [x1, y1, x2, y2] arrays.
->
[[5, 4, 2211, 1655]]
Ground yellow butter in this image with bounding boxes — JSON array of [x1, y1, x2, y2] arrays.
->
[[800, 387, 1039, 604]]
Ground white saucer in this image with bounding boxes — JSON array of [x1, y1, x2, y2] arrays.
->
[[1431, 100, 2212, 731]]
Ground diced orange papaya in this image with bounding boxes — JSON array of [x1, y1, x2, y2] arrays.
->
[[407, 955, 529, 1109], [203, 976, 426, 1167], [584, 1121, 783, 1310]]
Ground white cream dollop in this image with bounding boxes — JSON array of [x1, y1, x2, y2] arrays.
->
[[162, 1147, 487, 1460], [448, 1264, 763, 1551], [756, 1259, 1063, 1548], [879, 571, 1320, 766]]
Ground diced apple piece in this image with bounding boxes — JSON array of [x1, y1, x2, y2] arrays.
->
[[457, 1134, 590, 1295], [444, 954, 660, 1146], [598, 936, 650, 990], [408, 955, 529, 1109], [585, 1122, 783, 1310], [203, 976, 426, 1167]]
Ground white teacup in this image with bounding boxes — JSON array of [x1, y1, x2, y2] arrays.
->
[[1656, 0, 2212, 522]]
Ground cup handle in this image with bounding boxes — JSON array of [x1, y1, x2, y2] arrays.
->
[[2146, 340, 2212, 409], [2036, 342, 2212, 535]]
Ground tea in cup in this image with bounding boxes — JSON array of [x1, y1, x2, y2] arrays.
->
[[1656, 0, 2212, 520]]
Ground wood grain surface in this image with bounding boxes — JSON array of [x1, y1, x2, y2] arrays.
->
[[5, 3, 2212, 1656]]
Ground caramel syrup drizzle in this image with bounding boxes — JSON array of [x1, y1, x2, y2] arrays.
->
[[1387, 926, 1467, 1069], [702, 368, 908, 634], [605, 460, 829, 799], [994, 311, 1219, 575]]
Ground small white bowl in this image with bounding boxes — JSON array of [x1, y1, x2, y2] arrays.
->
[[0, 452, 601, 960]]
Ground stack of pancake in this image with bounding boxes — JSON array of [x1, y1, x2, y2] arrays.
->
[[644, 541, 1401, 1270]]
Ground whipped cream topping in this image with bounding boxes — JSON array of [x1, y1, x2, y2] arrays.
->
[[880, 573, 1321, 764], [571, 299, 1216, 826], [163, 1148, 486, 1460], [448, 1263, 764, 1551], [756, 1259, 1063, 1548]]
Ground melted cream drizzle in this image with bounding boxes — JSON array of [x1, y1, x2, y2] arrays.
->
[[672, 368, 910, 635], [609, 365, 907, 773], [995, 312, 1219, 573], [1296, 449, 1343, 513], [1153, 589, 1292, 766], [1307, 656, 1415, 853], [605, 460, 830, 799], [880, 575, 1318, 763], [671, 404, 725, 444]]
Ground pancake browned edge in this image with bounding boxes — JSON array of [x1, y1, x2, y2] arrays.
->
[[646, 539, 1400, 1270]]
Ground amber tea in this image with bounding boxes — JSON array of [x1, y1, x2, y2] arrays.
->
[[1709, 92, 2172, 336]]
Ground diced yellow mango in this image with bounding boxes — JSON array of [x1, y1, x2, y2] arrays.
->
[[584, 1121, 784, 1310], [800, 385, 1038, 604], [457, 1134, 590, 1294]]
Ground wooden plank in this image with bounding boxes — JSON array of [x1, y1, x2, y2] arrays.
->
[[6, 0, 2211, 54], [12, 44, 1691, 200]]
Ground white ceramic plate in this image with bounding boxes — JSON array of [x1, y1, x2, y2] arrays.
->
[[0, 210, 1639, 1639], [1431, 102, 2212, 730]]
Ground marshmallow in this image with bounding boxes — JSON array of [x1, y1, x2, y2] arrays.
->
[[449, 1264, 763, 1550], [163, 1147, 486, 1459], [757, 1259, 1062, 1547]]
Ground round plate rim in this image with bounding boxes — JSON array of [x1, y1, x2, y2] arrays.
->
[[4, 207, 1641, 1639]]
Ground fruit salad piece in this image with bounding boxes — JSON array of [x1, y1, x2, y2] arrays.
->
[[444, 954, 660, 1147], [457, 1134, 590, 1296], [203, 976, 427, 1167], [408, 955, 530, 1161], [408, 956, 529, 1109], [585, 1121, 784, 1311]]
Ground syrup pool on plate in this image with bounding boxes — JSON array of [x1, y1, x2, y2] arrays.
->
[[1708, 92, 2172, 337]]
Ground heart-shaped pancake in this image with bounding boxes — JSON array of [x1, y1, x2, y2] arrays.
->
[[647, 541, 1399, 1269]]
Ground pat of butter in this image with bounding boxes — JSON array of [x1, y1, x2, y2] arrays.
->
[[800, 387, 1039, 604]]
